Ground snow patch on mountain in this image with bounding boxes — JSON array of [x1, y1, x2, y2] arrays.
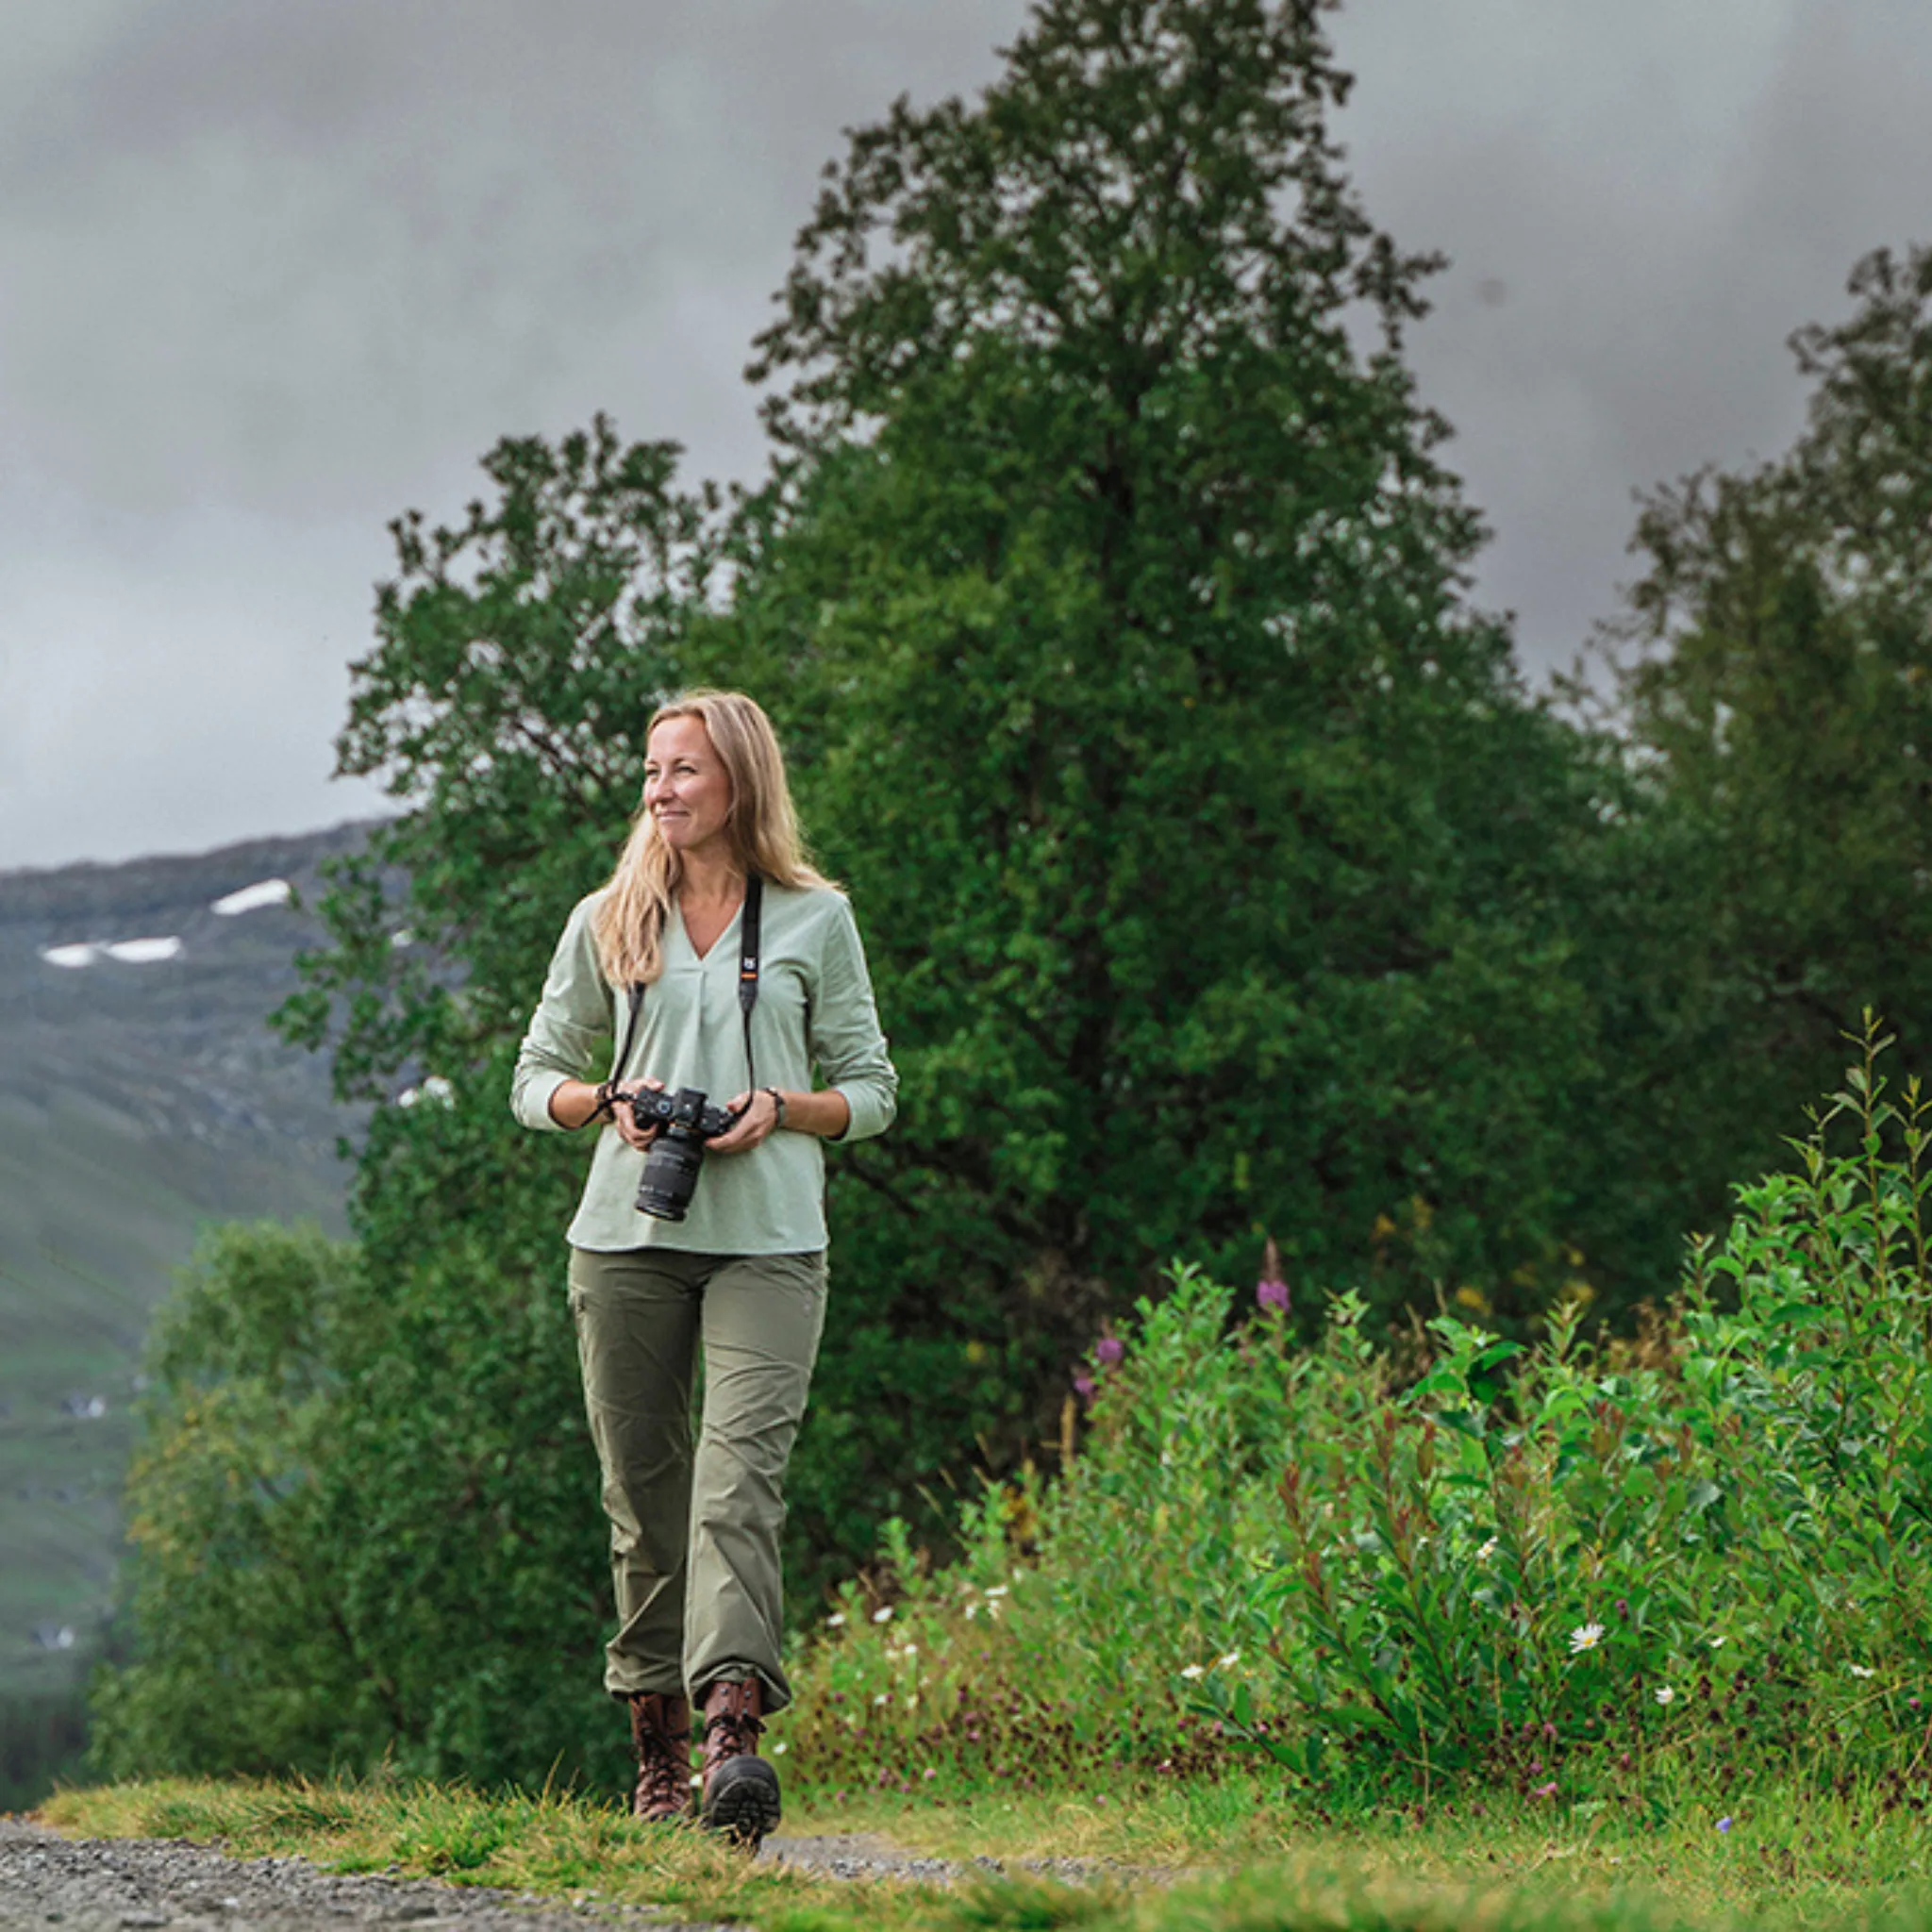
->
[[211, 877, 292, 916], [42, 936, 185, 966]]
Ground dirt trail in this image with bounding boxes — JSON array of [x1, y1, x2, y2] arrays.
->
[[0, 1820, 1088, 1929]]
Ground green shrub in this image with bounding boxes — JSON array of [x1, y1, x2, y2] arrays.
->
[[786, 1024, 1932, 1807]]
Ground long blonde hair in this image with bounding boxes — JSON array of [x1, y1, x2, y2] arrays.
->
[[593, 690, 833, 987]]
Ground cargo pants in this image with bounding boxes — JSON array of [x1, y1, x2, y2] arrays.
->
[[567, 1246, 827, 1712]]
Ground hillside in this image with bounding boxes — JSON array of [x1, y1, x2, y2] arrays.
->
[[0, 823, 376, 1707]]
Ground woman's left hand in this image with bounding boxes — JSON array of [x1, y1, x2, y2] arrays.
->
[[706, 1088, 780, 1155]]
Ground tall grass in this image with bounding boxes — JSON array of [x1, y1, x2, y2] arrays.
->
[[787, 1022, 1932, 1813]]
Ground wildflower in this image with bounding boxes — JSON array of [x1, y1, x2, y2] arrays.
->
[[1655, 1686, 1676, 1706], [773, 1741, 788, 1756], [1180, 1663, 1207, 1680], [1475, 1537, 1498, 1564], [1850, 1664, 1876, 1679], [922, 1768, 937, 1781], [965, 1603, 981, 1622], [985, 1585, 1008, 1598], [1717, 1816, 1732, 1834], [1218, 1651, 1241, 1669], [1095, 1336, 1124, 1368], [1073, 1370, 1096, 1404], [1532, 1781, 1557, 1800], [874, 1692, 890, 1706], [1569, 1623, 1605, 1655], [1257, 1236, 1290, 1312], [827, 1612, 846, 1627], [873, 1606, 893, 1624], [1708, 1636, 1725, 1649]]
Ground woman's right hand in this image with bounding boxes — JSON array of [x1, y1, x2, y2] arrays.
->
[[608, 1077, 666, 1153]]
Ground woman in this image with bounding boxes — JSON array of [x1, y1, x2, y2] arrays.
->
[[511, 690, 897, 1840]]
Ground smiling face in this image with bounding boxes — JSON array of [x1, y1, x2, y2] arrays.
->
[[643, 713, 735, 862]]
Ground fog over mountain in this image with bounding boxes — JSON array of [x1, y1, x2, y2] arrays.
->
[[5, 1, 1931, 872]]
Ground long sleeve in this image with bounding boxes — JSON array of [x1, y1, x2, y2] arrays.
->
[[510, 896, 617, 1132], [812, 896, 898, 1143], [517, 882, 891, 1253]]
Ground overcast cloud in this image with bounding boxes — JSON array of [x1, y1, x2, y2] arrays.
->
[[3, 1, 1928, 871]]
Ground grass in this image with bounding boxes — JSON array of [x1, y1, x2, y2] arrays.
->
[[38, 1772, 1932, 1931]]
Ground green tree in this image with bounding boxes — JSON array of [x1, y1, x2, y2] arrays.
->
[[94, 1215, 627, 1792], [730, 0, 1618, 1512], [1598, 242, 1932, 1209]]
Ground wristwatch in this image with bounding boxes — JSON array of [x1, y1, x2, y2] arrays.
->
[[763, 1087, 788, 1128]]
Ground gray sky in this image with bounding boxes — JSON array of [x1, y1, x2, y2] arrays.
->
[[4, 1, 1928, 873]]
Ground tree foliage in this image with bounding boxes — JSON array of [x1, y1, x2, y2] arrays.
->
[[733, 0, 1616, 1490], [1600, 242, 1932, 1205], [94, 1217, 625, 1791]]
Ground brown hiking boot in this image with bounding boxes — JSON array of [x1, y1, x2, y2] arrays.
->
[[627, 1691, 693, 1824], [698, 1676, 781, 1845]]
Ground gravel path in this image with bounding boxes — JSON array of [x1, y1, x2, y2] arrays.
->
[[0, 1820, 691, 1931], [0, 1820, 1107, 1929]]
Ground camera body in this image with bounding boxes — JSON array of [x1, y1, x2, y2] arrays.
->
[[628, 1086, 742, 1222]]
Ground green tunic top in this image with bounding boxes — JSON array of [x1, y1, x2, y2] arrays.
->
[[510, 883, 897, 1255]]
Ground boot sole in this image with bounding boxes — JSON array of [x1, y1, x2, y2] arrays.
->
[[702, 1755, 781, 1846]]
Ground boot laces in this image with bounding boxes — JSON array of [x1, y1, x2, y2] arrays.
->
[[631, 1699, 691, 1817], [637, 1738, 688, 1812], [704, 1684, 765, 1760]]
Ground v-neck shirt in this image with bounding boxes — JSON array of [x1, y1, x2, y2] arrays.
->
[[678, 892, 741, 963], [511, 883, 898, 1254]]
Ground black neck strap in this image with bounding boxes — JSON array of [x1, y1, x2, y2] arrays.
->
[[610, 874, 763, 1092], [737, 874, 763, 1092]]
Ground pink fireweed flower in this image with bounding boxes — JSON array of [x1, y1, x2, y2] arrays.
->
[[1094, 1336, 1124, 1368], [1257, 1236, 1290, 1313]]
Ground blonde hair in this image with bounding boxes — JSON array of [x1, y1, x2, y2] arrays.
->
[[593, 690, 833, 987]]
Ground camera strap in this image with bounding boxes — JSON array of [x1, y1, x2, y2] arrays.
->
[[737, 873, 763, 1093], [608, 874, 763, 1092]]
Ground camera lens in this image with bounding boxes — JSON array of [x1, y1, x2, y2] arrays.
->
[[635, 1132, 705, 1222]]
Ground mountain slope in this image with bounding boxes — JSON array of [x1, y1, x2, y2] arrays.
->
[[0, 824, 375, 1702]]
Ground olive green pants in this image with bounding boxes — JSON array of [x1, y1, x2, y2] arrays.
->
[[567, 1246, 827, 1712]]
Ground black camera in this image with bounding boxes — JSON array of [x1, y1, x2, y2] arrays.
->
[[628, 1086, 743, 1222]]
